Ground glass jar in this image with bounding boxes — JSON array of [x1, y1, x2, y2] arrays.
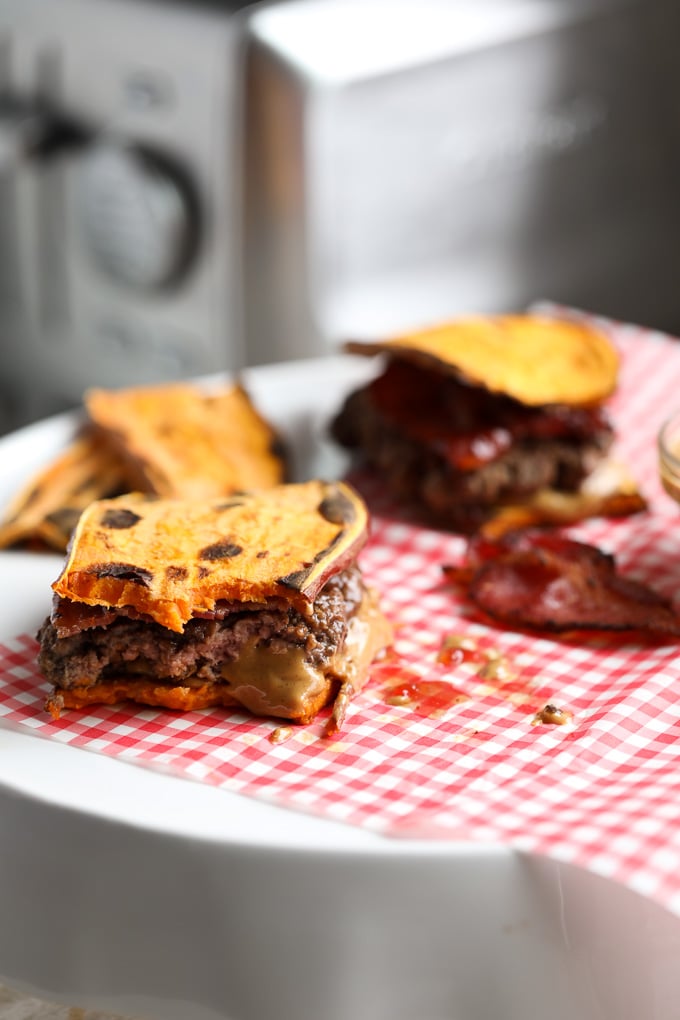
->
[[658, 410, 680, 504]]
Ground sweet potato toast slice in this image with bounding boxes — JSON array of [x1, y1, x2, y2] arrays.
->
[[345, 314, 619, 407], [52, 480, 369, 632], [0, 432, 127, 552], [85, 380, 286, 499]]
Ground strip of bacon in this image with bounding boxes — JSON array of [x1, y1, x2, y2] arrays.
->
[[443, 531, 680, 636], [368, 360, 612, 472]]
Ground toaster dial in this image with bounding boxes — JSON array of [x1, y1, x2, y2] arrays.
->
[[77, 142, 197, 290]]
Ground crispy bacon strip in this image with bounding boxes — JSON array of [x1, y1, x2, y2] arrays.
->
[[444, 531, 680, 636]]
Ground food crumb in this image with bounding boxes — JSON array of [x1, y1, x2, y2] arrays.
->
[[269, 726, 294, 744], [476, 654, 514, 683], [532, 703, 573, 726]]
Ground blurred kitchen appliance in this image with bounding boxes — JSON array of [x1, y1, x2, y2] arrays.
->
[[242, 0, 680, 364], [2, 0, 680, 432], [0, 0, 249, 429]]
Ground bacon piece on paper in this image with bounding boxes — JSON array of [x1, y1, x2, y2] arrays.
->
[[444, 531, 680, 637]]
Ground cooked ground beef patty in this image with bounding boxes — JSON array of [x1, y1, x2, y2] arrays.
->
[[332, 363, 613, 529], [38, 566, 364, 690]]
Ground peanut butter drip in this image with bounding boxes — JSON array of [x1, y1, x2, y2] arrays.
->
[[221, 586, 392, 723]]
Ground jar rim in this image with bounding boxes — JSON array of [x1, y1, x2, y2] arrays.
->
[[658, 411, 680, 475]]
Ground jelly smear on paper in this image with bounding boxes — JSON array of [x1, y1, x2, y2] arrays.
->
[[382, 675, 470, 716], [435, 633, 486, 668], [372, 640, 471, 719]]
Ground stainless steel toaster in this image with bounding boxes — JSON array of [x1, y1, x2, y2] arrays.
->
[[0, 0, 249, 429]]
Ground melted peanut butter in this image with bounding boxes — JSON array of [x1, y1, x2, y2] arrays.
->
[[219, 643, 330, 720], [221, 586, 392, 723]]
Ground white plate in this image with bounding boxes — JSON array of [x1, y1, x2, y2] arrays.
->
[[0, 356, 678, 1020], [0, 355, 385, 849]]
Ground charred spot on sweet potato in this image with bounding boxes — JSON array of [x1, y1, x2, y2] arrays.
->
[[166, 565, 188, 581], [89, 562, 154, 587], [278, 532, 346, 591], [270, 435, 288, 467], [100, 508, 143, 529], [215, 499, 246, 511], [199, 540, 243, 561], [45, 507, 82, 533], [277, 565, 312, 590], [318, 488, 356, 526]]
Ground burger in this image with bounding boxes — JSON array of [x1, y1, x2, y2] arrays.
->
[[332, 314, 645, 534], [38, 480, 392, 731]]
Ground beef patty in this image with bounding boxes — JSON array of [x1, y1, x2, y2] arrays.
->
[[38, 565, 364, 690], [332, 361, 613, 529]]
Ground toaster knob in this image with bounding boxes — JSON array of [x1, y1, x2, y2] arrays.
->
[[77, 142, 197, 290]]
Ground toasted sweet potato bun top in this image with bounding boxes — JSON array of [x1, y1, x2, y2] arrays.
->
[[52, 481, 368, 632], [345, 315, 619, 407], [85, 381, 284, 498]]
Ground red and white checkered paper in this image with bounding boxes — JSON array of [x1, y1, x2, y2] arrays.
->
[[3, 310, 680, 911]]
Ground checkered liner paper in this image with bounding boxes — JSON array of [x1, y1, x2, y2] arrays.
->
[[3, 310, 680, 912]]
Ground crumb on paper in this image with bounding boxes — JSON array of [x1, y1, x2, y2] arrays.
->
[[269, 726, 294, 745], [532, 703, 573, 726]]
